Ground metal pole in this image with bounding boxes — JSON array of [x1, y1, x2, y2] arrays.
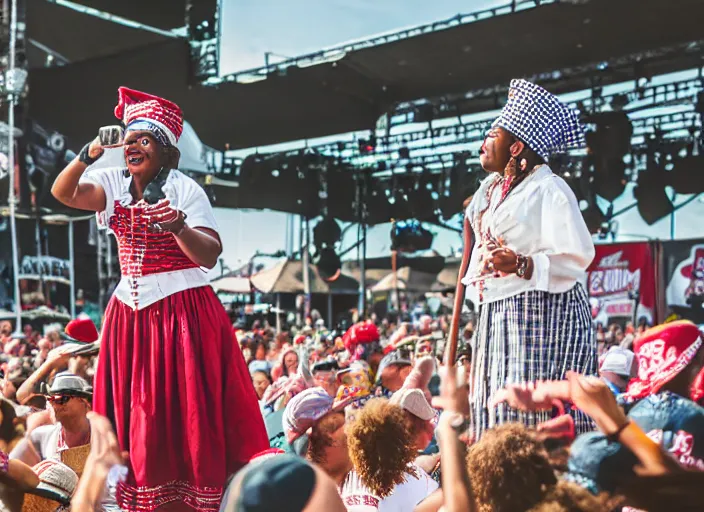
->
[[68, 219, 75, 318], [298, 215, 304, 256], [327, 292, 333, 329], [670, 189, 677, 240], [7, 0, 23, 334], [302, 217, 311, 320], [359, 222, 367, 319], [35, 214, 44, 300]]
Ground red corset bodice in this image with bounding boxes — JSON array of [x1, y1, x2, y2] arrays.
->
[[109, 202, 199, 278]]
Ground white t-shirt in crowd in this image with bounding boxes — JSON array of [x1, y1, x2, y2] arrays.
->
[[340, 464, 438, 512]]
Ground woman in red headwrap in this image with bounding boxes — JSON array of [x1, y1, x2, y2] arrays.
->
[[51, 88, 268, 511]]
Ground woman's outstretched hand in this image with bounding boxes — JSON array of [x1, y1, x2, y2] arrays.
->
[[143, 199, 186, 235]]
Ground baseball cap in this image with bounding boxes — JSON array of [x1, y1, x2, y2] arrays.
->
[[564, 431, 637, 495], [223, 455, 316, 512], [283, 387, 335, 444], [390, 388, 435, 421], [599, 346, 636, 378], [374, 349, 412, 384]]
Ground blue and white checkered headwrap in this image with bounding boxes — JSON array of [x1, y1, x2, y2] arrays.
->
[[492, 79, 585, 161], [125, 119, 173, 147]]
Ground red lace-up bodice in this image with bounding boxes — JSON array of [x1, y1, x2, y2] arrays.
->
[[109, 202, 199, 279]]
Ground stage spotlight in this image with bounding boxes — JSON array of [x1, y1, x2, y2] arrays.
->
[[670, 130, 704, 194], [585, 111, 633, 201], [313, 217, 342, 247], [671, 153, 704, 194], [315, 247, 341, 282], [391, 220, 434, 253]]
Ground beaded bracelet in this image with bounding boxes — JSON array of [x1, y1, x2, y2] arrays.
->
[[516, 254, 529, 278]]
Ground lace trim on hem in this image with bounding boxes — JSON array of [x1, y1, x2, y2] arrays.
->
[[116, 480, 222, 512]]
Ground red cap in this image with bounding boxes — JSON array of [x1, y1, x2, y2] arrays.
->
[[114, 87, 183, 145], [64, 317, 99, 344], [342, 322, 380, 352]]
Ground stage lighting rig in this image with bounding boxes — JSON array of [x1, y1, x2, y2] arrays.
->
[[670, 128, 704, 195], [391, 220, 434, 253], [634, 133, 673, 225], [585, 111, 633, 202], [313, 214, 342, 282]]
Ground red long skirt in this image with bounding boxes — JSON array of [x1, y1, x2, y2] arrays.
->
[[93, 286, 268, 511]]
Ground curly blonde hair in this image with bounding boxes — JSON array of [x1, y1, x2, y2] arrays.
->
[[346, 398, 417, 498], [467, 423, 557, 512]]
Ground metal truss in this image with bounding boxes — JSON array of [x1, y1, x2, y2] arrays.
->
[[391, 42, 704, 126], [210, 0, 559, 85]]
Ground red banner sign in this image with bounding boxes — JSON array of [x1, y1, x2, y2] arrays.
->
[[586, 243, 656, 326], [664, 240, 704, 323]]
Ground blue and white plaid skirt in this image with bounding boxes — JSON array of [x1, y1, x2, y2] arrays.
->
[[470, 283, 597, 439]]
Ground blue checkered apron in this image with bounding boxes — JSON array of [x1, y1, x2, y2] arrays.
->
[[470, 282, 597, 439]]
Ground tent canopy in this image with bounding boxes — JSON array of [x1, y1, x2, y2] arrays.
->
[[210, 276, 251, 294], [371, 266, 439, 294], [432, 258, 462, 292], [251, 259, 359, 295]]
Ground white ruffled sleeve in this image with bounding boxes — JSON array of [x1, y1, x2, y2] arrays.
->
[[531, 181, 595, 291], [165, 171, 219, 233], [79, 167, 127, 229]]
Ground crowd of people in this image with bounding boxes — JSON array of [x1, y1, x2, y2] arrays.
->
[[0, 311, 701, 511]]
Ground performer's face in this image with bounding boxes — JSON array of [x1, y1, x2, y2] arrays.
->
[[123, 131, 163, 178], [479, 127, 514, 173]]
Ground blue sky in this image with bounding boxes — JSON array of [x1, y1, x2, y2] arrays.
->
[[208, 0, 704, 276]]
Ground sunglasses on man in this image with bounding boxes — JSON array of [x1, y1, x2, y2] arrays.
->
[[47, 395, 76, 406]]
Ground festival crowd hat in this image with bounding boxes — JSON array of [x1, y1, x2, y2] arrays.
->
[[283, 386, 356, 444], [60, 317, 99, 344], [492, 79, 585, 161], [624, 320, 704, 403], [41, 372, 93, 399], [225, 455, 317, 512]]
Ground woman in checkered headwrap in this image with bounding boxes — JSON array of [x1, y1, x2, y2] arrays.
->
[[462, 79, 597, 439], [51, 88, 268, 511]]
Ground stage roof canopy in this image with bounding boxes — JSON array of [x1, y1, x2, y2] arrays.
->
[[28, 0, 704, 151]]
